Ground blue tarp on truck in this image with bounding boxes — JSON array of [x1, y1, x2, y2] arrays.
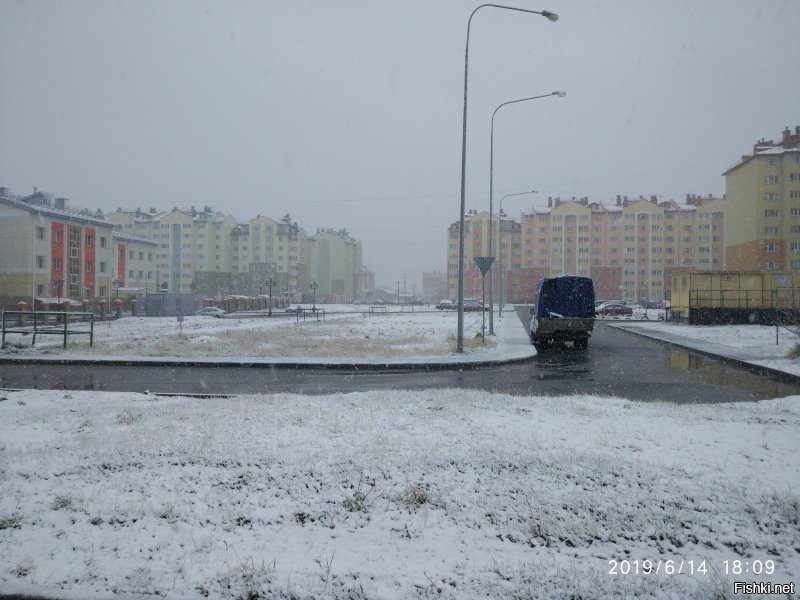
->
[[530, 276, 595, 350]]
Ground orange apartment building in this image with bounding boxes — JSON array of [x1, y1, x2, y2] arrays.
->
[[448, 194, 725, 305]]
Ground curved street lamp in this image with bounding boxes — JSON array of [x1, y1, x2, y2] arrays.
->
[[488, 91, 565, 334], [457, 4, 559, 353], [497, 189, 538, 317]]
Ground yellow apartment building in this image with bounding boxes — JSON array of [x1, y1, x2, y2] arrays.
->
[[723, 126, 800, 270]]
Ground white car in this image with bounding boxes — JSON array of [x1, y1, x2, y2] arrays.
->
[[194, 307, 226, 318]]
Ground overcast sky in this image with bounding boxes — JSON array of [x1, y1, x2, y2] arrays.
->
[[1, 0, 798, 289]]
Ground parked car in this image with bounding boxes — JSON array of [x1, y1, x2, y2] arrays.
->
[[464, 301, 487, 312], [194, 307, 226, 318], [285, 305, 304, 313], [435, 299, 455, 310], [595, 302, 633, 317]]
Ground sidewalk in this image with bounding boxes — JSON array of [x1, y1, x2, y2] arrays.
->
[[609, 322, 800, 383]]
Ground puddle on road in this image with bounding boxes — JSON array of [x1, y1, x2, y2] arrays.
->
[[668, 349, 799, 400], [527, 344, 798, 401], [533, 350, 593, 381]]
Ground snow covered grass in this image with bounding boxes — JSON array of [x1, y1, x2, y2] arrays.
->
[[0, 309, 496, 359], [1, 388, 798, 599]]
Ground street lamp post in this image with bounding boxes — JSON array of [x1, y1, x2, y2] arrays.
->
[[310, 281, 318, 313], [488, 92, 564, 334], [498, 189, 538, 317], [457, 4, 559, 353], [52, 277, 64, 302], [112, 278, 122, 300], [265, 276, 277, 317]]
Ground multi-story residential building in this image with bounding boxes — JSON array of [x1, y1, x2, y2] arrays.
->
[[192, 209, 238, 298], [230, 214, 309, 298], [3, 187, 365, 307], [723, 125, 800, 270], [361, 266, 376, 296], [422, 270, 448, 304], [108, 206, 237, 297], [447, 210, 500, 303], [0, 188, 116, 305], [113, 230, 158, 294], [448, 194, 725, 305], [308, 228, 363, 303]]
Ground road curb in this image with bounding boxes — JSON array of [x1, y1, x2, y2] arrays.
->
[[0, 353, 537, 371]]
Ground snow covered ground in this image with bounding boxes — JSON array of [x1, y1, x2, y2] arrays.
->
[[1, 307, 799, 599], [0, 306, 525, 364]]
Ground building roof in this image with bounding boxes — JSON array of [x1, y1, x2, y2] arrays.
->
[[722, 125, 800, 176], [0, 190, 112, 228]]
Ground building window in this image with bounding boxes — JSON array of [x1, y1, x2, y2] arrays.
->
[[791, 191, 800, 200], [789, 173, 800, 182], [765, 244, 778, 253], [99, 261, 107, 274], [791, 208, 800, 218], [36, 255, 45, 268], [764, 261, 778, 269], [100, 237, 107, 248], [765, 175, 778, 185], [764, 192, 779, 202], [36, 227, 46, 240], [764, 226, 778, 236], [86, 260, 93, 272], [765, 209, 779, 218], [85, 235, 92, 246]]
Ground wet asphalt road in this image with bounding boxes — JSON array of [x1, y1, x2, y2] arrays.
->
[[1, 321, 797, 403]]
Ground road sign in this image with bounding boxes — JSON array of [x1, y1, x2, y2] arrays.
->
[[473, 256, 495, 276]]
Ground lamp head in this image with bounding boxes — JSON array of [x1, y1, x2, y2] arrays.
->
[[555, 91, 566, 97], [541, 10, 559, 22]]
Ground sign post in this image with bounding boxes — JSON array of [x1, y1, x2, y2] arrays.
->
[[473, 257, 495, 342]]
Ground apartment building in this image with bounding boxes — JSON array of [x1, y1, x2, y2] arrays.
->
[[3, 186, 366, 306], [448, 194, 725, 305], [0, 189, 116, 305], [723, 126, 800, 270], [108, 206, 238, 297], [422, 270, 448, 303], [446, 210, 504, 303], [308, 228, 363, 303], [113, 230, 158, 294], [230, 214, 309, 298]]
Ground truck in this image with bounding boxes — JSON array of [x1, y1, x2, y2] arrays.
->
[[529, 276, 596, 351]]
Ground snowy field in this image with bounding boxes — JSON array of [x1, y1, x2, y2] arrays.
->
[[1, 308, 799, 599], [0, 306, 500, 362], [1, 388, 799, 600]]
